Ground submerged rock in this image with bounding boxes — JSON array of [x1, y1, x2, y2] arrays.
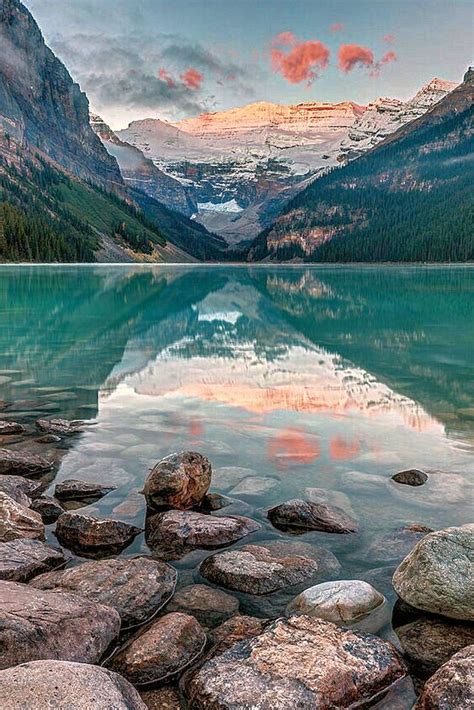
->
[[229, 476, 279, 499], [144, 451, 211, 510], [30, 495, 64, 524], [35, 434, 62, 444], [304, 487, 357, 519], [0, 475, 42, 506], [166, 584, 239, 628], [54, 478, 116, 501], [415, 645, 474, 709], [0, 538, 66, 582], [0, 492, 44, 542], [257, 540, 341, 580], [391, 469, 428, 486], [0, 449, 53, 477], [363, 524, 433, 565], [267, 498, 358, 534], [55, 512, 142, 557], [0, 580, 120, 669], [0, 660, 146, 709], [0, 421, 26, 435], [35, 418, 85, 436]]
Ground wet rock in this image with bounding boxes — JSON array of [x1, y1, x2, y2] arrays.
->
[[361, 566, 398, 603], [35, 434, 62, 443], [146, 510, 260, 559], [0, 539, 66, 582], [393, 524, 474, 620], [140, 686, 182, 710], [391, 469, 428, 486], [229, 476, 279, 499], [110, 612, 206, 685], [55, 478, 116, 501], [414, 645, 474, 709], [340, 470, 386, 492], [55, 512, 142, 557], [267, 498, 358, 534], [185, 616, 406, 709], [166, 584, 239, 628], [0, 421, 26, 435], [0, 449, 53, 477], [389, 469, 471, 508], [363, 524, 433, 565], [32, 556, 176, 629], [200, 492, 231, 511], [0, 475, 42, 506], [0, 580, 120, 669], [35, 418, 85, 436], [0, 492, 45, 542], [30, 495, 64, 524], [212, 466, 255, 491], [0, 660, 146, 709], [304, 487, 357, 519], [199, 544, 319, 595], [257, 539, 341, 580], [144, 451, 211, 510], [209, 615, 269, 650]]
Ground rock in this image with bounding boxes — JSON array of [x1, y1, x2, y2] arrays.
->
[[229, 476, 279, 499], [0, 421, 26, 435], [392, 524, 474, 620], [35, 418, 85, 436], [55, 512, 142, 557], [185, 616, 406, 709], [361, 566, 398, 603], [140, 686, 182, 710], [144, 451, 211, 510], [391, 469, 428, 486], [212, 466, 256, 491], [109, 612, 206, 685], [414, 646, 474, 709], [0, 660, 146, 709], [35, 434, 62, 443], [389, 469, 471, 508], [0, 449, 53, 477], [256, 539, 341, 580], [54, 478, 116, 501], [199, 544, 319, 595], [0, 492, 45, 542], [0, 539, 66, 582], [340, 470, 386, 492], [0, 475, 42, 506], [209, 615, 268, 650], [31, 556, 176, 629], [166, 584, 239, 628], [200, 492, 232, 511], [304, 487, 357, 519], [146, 510, 260, 559], [267, 498, 358, 534], [0, 580, 120, 669], [363, 524, 433, 565], [30, 495, 64, 524]]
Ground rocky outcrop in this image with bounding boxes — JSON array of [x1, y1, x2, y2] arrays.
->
[[415, 645, 474, 709], [144, 451, 212, 510], [0, 538, 66, 581], [267, 498, 358, 534], [55, 512, 142, 557], [166, 584, 239, 628], [0, 492, 44, 541]]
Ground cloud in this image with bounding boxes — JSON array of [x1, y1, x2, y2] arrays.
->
[[270, 33, 330, 85], [180, 67, 204, 90], [158, 68, 176, 89], [383, 34, 396, 43], [272, 31, 297, 46], [330, 23, 344, 32], [338, 44, 374, 72]]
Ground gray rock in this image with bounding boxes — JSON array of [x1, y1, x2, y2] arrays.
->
[[55, 512, 142, 557], [229, 476, 279, 499], [0, 539, 66, 582], [35, 434, 62, 443], [267, 498, 358, 534], [166, 584, 239, 628], [35, 418, 85, 436], [144, 451, 211, 511], [54, 478, 116, 501], [0, 449, 53, 477], [363, 524, 433, 565], [30, 495, 64, 524], [414, 645, 474, 709], [0, 421, 26, 435], [0, 475, 42, 506], [256, 540, 341, 580], [0, 492, 45, 542], [391, 469, 428, 486]]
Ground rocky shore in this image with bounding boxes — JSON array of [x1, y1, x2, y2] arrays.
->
[[0, 416, 473, 708]]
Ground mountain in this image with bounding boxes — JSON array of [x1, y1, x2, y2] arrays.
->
[[248, 69, 473, 263]]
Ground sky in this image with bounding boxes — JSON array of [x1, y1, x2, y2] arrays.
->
[[27, 0, 473, 129]]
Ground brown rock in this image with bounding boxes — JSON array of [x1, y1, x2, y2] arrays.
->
[[257, 539, 341, 580], [35, 418, 85, 436], [209, 615, 268, 650], [166, 584, 239, 628], [363, 524, 433, 565], [35, 434, 62, 443], [267, 498, 358, 534], [32, 556, 176, 629], [0, 449, 53, 477], [415, 645, 474, 709], [0, 492, 44, 542], [54, 478, 116, 501], [0, 580, 120, 669], [0, 475, 42, 506], [55, 512, 142, 557], [140, 686, 182, 710], [0, 538, 66, 582], [144, 451, 211, 510], [391, 469, 428, 486], [200, 493, 232, 512], [0, 421, 26, 435], [30, 495, 64, 524]]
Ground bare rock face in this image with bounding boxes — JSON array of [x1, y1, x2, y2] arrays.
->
[[35, 418, 85, 436], [30, 495, 64, 524], [0, 449, 53, 477], [0, 421, 26, 435], [55, 512, 142, 557], [55, 478, 116, 501], [0, 475, 42, 506], [391, 469, 428, 486], [392, 524, 474, 620], [0, 660, 146, 709], [0, 580, 120, 669], [415, 645, 474, 709], [0, 538, 66, 582], [110, 612, 206, 685], [146, 510, 260, 559], [144, 451, 212, 510], [31, 556, 176, 629], [185, 616, 406, 709], [267, 499, 358, 534], [0, 492, 44, 542], [166, 584, 239, 628], [363, 524, 433, 565]]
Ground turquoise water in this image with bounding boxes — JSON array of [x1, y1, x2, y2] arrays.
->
[[0, 265, 473, 702]]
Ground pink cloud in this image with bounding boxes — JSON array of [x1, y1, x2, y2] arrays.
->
[[383, 34, 396, 43], [272, 31, 297, 47], [330, 23, 344, 32], [338, 44, 374, 72], [271, 35, 330, 85], [380, 50, 397, 65], [180, 67, 204, 90], [157, 67, 175, 88]]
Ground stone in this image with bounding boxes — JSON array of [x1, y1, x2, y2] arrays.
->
[[0, 492, 45, 542], [54, 478, 116, 501], [55, 512, 142, 557], [35, 434, 62, 443], [340, 470, 386, 492], [361, 566, 398, 602], [304, 487, 357, 519], [140, 686, 182, 710], [391, 469, 428, 486], [200, 492, 231, 511], [389, 469, 471, 508], [30, 495, 64, 524], [392, 524, 474, 620], [0, 539, 66, 582], [146, 510, 260, 559], [229, 476, 279, 499], [363, 524, 433, 565], [0, 660, 146, 709], [166, 584, 239, 628], [0, 421, 26, 435], [0, 475, 42, 506], [31, 556, 176, 629], [256, 539, 341, 580], [199, 544, 319, 595], [109, 612, 206, 685], [0, 580, 120, 669], [35, 418, 85, 436], [144, 451, 211, 510], [185, 616, 406, 709], [415, 646, 474, 709], [0, 449, 53, 477], [209, 615, 268, 650], [267, 498, 358, 534]]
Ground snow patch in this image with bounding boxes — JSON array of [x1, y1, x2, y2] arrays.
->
[[197, 199, 243, 213]]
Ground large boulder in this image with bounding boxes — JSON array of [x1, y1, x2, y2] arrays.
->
[[267, 499, 358, 534], [35, 418, 85, 436], [55, 512, 142, 557], [415, 645, 474, 709], [0, 449, 53, 477], [54, 478, 116, 501], [185, 616, 406, 709], [0, 475, 42, 506], [166, 584, 239, 628], [0, 580, 120, 669], [392, 524, 474, 620], [109, 612, 206, 685], [0, 492, 44, 542], [0, 538, 66, 582], [0, 660, 146, 709], [143, 451, 211, 510], [31, 556, 176, 629]]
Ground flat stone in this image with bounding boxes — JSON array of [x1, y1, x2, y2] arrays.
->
[[0, 539, 66, 582], [393, 524, 474, 620], [414, 646, 474, 709], [144, 451, 211, 510], [0, 449, 53, 477], [0, 580, 120, 669], [166, 584, 239, 627], [55, 479, 116, 501], [304, 487, 357, 519], [0, 492, 45, 542], [55, 512, 142, 557], [140, 686, 182, 710], [391, 469, 428, 486], [0, 475, 42, 506], [35, 418, 85, 436], [229, 476, 279, 499], [256, 540, 341, 580], [267, 498, 358, 534], [363, 524, 433, 565], [109, 612, 206, 685], [31, 557, 176, 629], [199, 544, 319, 595], [30, 495, 64, 524], [185, 616, 406, 709], [389, 470, 471, 508], [0, 660, 146, 709], [0, 421, 26, 435]]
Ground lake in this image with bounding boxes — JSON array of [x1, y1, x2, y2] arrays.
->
[[0, 264, 473, 704]]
